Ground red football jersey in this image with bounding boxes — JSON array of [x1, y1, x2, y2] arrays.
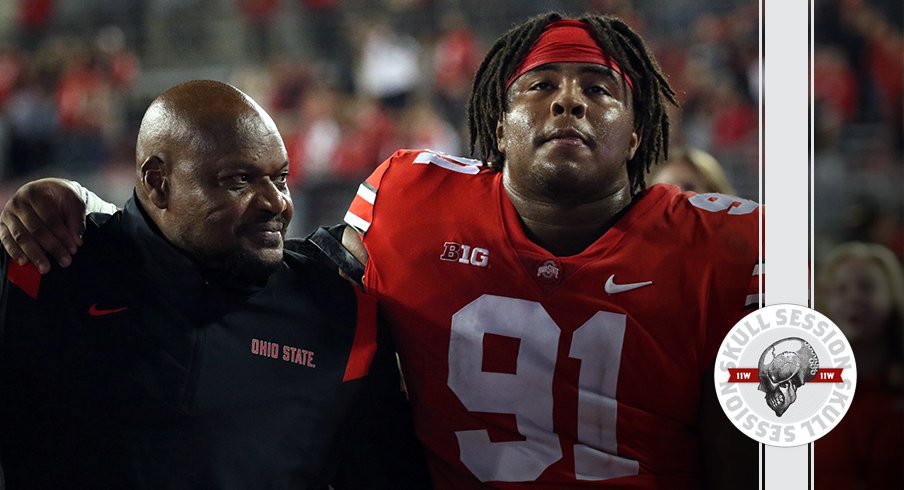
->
[[346, 149, 763, 489]]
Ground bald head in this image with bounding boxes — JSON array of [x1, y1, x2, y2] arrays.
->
[[136, 80, 279, 178], [134, 80, 292, 282]]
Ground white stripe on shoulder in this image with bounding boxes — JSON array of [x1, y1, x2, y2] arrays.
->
[[344, 211, 371, 234], [356, 183, 376, 205], [752, 263, 763, 276], [745, 293, 762, 307]]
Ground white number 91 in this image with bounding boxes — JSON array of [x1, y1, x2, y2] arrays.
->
[[447, 295, 640, 483]]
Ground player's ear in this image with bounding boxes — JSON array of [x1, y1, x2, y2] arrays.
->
[[628, 129, 642, 160], [140, 155, 169, 209], [496, 116, 506, 154]]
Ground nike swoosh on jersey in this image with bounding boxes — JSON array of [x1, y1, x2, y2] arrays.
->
[[604, 274, 653, 294], [88, 304, 129, 316]]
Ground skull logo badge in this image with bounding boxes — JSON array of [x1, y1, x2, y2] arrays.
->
[[757, 337, 819, 417]]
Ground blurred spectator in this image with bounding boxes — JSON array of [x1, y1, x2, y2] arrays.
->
[[93, 25, 140, 164], [814, 45, 860, 124], [3, 75, 56, 179], [816, 0, 903, 134], [432, 12, 480, 130], [836, 195, 904, 264], [0, 46, 24, 108], [649, 147, 735, 195], [95, 26, 140, 89], [395, 97, 460, 155], [586, 0, 645, 31], [266, 61, 313, 115], [332, 96, 396, 182], [814, 0, 903, 270], [298, 0, 353, 92], [17, 0, 54, 52], [709, 78, 756, 151], [53, 41, 116, 171], [662, 5, 757, 195], [286, 84, 342, 185], [3, 47, 58, 179], [354, 16, 422, 113], [151, 0, 207, 59], [854, 7, 903, 149], [815, 241, 904, 489], [238, 0, 280, 60]]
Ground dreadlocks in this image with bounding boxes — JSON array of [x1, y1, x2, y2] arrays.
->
[[466, 12, 678, 195]]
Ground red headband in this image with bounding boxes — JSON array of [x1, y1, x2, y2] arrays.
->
[[504, 19, 633, 91]]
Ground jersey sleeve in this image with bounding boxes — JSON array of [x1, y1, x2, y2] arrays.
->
[[679, 193, 763, 487], [342, 149, 486, 297], [329, 316, 431, 489], [294, 228, 365, 289], [344, 149, 484, 237], [742, 205, 765, 311], [343, 153, 394, 236], [696, 195, 765, 370], [72, 181, 119, 215]]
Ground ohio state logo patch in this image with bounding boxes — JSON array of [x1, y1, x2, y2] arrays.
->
[[714, 304, 857, 447]]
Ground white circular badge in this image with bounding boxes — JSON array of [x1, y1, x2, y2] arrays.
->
[[713, 304, 857, 447]]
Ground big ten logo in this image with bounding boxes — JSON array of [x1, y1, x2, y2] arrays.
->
[[440, 242, 490, 268]]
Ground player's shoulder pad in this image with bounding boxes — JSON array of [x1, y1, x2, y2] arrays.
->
[[393, 148, 485, 176], [367, 149, 487, 184], [285, 228, 364, 287], [298, 226, 365, 288], [371, 149, 486, 184], [347, 149, 489, 236]]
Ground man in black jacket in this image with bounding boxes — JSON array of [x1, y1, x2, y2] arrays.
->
[[0, 80, 428, 489]]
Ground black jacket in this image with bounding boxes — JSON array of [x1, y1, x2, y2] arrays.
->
[[0, 197, 429, 489]]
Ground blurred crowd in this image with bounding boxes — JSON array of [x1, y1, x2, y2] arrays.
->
[[0, 0, 892, 266], [812, 5, 904, 486], [813, 0, 903, 264], [0, 0, 767, 229], [0, 0, 900, 269], [0, 0, 904, 239]]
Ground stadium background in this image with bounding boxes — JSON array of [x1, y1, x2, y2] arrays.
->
[[0, 0, 899, 261]]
